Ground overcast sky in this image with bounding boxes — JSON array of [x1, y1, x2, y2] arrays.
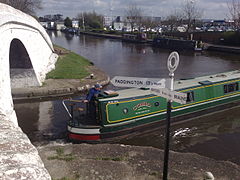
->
[[37, 0, 229, 20]]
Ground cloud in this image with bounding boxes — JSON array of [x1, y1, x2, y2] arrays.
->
[[37, 0, 229, 19]]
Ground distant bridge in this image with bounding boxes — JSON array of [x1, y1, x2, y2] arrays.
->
[[0, 3, 57, 179]]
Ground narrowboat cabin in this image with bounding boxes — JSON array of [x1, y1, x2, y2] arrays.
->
[[63, 70, 240, 143]]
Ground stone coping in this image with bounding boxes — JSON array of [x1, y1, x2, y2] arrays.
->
[[11, 66, 110, 101]]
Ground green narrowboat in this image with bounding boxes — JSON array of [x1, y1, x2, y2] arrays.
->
[[63, 70, 240, 143]]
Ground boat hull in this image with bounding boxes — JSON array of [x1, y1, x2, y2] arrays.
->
[[67, 93, 240, 143]]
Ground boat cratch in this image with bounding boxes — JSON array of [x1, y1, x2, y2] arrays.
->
[[63, 70, 240, 143]]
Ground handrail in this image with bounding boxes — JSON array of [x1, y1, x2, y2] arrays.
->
[[62, 99, 86, 118], [62, 100, 72, 118]]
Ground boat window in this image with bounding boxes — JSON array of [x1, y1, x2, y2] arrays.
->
[[186, 91, 195, 103], [224, 82, 239, 94]]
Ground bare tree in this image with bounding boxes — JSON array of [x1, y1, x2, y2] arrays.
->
[[181, 0, 203, 33], [142, 17, 155, 32], [165, 10, 183, 33], [227, 0, 240, 29], [125, 4, 143, 32], [0, 0, 42, 15]]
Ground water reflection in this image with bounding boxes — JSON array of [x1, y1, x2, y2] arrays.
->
[[64, 33, 74, 43], [15, 99, 68, 144], [120, 106, 240, 164]]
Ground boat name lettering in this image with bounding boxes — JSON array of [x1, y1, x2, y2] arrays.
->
[[135, 109, 150, 115], [133, 102, 151, 111]]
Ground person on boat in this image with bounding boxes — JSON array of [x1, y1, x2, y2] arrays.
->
[[84, 84, 102, 121], [85, 84, 102, 102]]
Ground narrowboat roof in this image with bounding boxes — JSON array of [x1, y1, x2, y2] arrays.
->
[[176, 70, 240, 90], [101, 70, 240, 101]]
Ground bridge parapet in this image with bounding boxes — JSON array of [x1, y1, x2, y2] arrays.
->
[[0, 114, 51, 179], [0, 3, 57, 179]]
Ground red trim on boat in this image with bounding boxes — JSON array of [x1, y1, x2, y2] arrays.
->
[[69, 133, 100, 141]]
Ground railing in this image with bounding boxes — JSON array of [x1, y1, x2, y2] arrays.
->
[[62, 99, 99, 127]]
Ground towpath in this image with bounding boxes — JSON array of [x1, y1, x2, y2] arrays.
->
[[38, 143, 240, 180]]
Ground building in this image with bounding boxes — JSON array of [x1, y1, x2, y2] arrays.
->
[[104, 16, 113, 27], [55, 21, 65, 30], [72, 20, 79, 28]]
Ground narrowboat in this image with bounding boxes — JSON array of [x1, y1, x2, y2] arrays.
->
[[122, 33, 147, 43], [63, 70, 240, 143], [153, 37, 203, 51]]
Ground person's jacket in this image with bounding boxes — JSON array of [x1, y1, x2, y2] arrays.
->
[[86, 88, 101, 102]]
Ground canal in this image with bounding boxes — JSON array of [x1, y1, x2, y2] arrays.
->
[[15, 31, 240, 165]]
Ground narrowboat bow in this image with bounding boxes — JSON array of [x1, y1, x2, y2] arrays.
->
[[63, 70, 240, 143]]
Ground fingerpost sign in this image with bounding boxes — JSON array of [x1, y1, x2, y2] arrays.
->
[[151, 88, 187, 104], [111, 76, 166, 89]]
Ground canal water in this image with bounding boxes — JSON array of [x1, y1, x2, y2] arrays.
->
[[15, 31, 240, 164]]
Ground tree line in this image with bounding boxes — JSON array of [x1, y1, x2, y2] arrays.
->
[[1, 0, 240, 31]]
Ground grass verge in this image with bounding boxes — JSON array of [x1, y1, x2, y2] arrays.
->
[[46, 45, 92, 79]]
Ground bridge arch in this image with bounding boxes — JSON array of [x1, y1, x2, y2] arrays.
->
[[10, 38, 39, 87], [0, 3, 58, 124]]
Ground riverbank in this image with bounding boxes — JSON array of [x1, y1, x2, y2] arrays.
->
[[38, 143, 240, 180], [80, 31, 122, 40], [79, 31, 240, 53], [12, 46, 110, 101]]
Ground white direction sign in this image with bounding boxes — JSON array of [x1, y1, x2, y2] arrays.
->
[[151, 88, 187, 104], [111, 76, 166, 88]]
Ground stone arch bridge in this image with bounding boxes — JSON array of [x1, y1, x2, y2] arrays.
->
[[0, 3, 58, 124], [0, 3, 57, 179]]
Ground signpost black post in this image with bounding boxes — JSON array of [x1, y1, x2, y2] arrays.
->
[[162, 88, 173, 180], [162, 52, 179, 180]]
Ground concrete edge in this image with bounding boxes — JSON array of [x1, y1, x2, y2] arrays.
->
[[11, 72, 110, 101]]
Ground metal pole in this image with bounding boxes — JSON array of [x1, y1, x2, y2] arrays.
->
[[162, 72, 174, 180], [82, 12, 85, 31], [70, 103, 75, 121], [163, 100, 172, 180]]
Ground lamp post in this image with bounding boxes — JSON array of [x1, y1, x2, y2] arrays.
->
[[82, 12, 85, 31], [162, 52, 179, 180]]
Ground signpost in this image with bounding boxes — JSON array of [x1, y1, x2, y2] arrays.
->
[[162, 51, 180, 180], [151, 88, 187, 105], [110, 51, 182, 180], [111, 76, 166, 89]]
